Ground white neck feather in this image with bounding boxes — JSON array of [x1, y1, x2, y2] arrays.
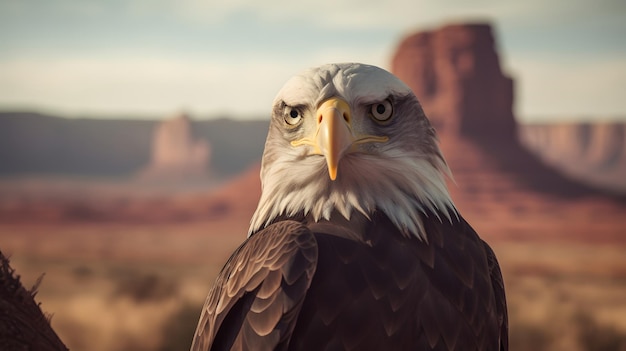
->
[[249, 147, 457, 241]]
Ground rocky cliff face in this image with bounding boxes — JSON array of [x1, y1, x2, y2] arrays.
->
[[391, 22, 625, 199], [138, 112, 210, 181], [391, 23, 516, 139], [520, 122, 626, 192]]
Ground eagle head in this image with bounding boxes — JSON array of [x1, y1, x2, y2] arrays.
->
[[249, 63, 456, 240]]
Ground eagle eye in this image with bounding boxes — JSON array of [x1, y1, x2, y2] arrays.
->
[[284, 106, 303, 126], [370, 100, 393, 122]]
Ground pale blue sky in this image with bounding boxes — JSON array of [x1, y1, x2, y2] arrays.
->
[[0, 0, 624, 121]]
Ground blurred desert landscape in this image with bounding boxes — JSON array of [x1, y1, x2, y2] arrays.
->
[[1, 22, 626, 351]]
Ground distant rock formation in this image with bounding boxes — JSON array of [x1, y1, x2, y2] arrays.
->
[[520, 122, 626, 192], [391, 23, 516, 139], [391, 22, 625, 198], [138, 112, 210, 182]]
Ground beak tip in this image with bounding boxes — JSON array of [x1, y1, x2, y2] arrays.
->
[[329, 168, 338, 181]]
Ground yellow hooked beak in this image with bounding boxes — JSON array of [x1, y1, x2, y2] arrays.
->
[[291, 97, 389, 180]]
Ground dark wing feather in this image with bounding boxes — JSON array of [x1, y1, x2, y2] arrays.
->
[[191, 221, 318, 351], [417, 215, 508, 350], [483, 239, 509, 350]]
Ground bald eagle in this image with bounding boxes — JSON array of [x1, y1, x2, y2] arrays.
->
[[191, 63, 508, 351]]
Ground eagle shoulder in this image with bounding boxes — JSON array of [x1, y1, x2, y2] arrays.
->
[[191, 221, 318, 351], [482, 239, 508, 351], [285, 212, 507, 351], [417, 215, 508, 350]]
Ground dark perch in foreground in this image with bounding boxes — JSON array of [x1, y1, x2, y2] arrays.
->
[[0, 250, 68, 351]]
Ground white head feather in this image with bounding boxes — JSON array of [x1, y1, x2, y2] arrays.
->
[[249, 63, 456, 241]]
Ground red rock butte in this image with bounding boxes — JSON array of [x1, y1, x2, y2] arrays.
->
[[391, 22, 618, 198], [392, 23, 516, 139], [390, 22, 625, 242]]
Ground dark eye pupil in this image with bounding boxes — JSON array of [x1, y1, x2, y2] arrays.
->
[[290, 110, 299, 118], [376, 104, 386, 114]]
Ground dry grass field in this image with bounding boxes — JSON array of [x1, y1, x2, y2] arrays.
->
[[1, 219, 246, 351]]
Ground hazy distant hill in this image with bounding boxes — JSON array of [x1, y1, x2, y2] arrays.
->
[[190, 117, 268, 176], [0, 112, 268, 178], [2, 109, 625, 194], [521, 122, 626, 193], [0, 112, 154, 176]]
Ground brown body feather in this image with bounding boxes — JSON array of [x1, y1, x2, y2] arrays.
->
[[191, 210, 507, 351]]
